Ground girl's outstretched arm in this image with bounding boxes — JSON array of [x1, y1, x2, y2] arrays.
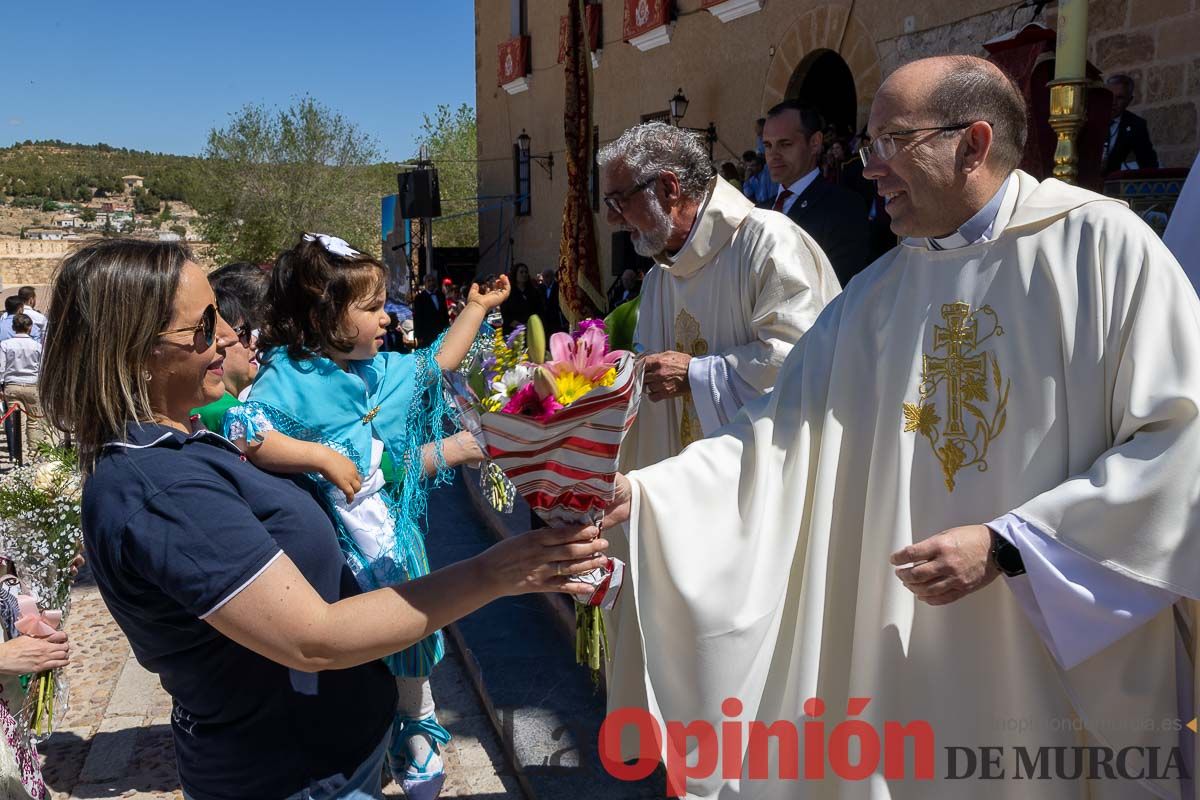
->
[[434, 275, 511, 371]]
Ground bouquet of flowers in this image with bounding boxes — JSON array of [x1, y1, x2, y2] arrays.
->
[[0, 445, 82, 741], [446, 317, 643, 681]]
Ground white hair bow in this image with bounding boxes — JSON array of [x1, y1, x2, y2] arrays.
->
[[303, 232, 361, 258]]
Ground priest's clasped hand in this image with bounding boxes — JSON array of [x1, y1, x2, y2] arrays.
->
[[890, 524, 999, 606], [642, 351, 692, 402]]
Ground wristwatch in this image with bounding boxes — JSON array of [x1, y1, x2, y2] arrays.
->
[[990, 529, 1026, 577]]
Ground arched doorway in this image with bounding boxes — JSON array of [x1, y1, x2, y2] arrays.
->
[[786, 49, 858, 138]]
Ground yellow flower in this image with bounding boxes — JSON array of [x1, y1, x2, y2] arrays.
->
[[480, 395, 503, 413], [554, 371, 596, 406], [596, 367, 617, 388]]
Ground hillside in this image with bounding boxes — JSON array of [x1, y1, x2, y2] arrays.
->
[[0, 140, 208, 206]]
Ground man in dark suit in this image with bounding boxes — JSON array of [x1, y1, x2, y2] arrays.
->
[[538, 269, 567, 334], [1103, 74, 1159, 175], [411, 272, 449, 348], [760, 100, 872, 288]]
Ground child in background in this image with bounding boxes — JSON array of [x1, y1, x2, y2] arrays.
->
[[225, 233, 509, 798]]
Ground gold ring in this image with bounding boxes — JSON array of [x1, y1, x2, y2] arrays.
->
[[555, 564, 562, 577]]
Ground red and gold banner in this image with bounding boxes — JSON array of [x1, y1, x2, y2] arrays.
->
[[622, 0, 671, 41], [558, 0, 605, 324], [496, 36, 530, 86], [557, 3, 602, 64]]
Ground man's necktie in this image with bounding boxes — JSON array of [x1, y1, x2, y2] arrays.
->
[[772, 189, 793, 213]]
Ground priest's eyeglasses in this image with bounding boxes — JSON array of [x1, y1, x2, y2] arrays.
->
[[857, 122, 977, 167], [159, 303, 217, 349], [603, 177, 657, 215]]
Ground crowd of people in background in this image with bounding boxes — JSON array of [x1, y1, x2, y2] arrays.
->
[[0, 287, 51, 464]]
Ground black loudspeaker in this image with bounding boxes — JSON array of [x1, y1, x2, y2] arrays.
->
[[611, 230, 653, 276], [398, 169, 442, 218]]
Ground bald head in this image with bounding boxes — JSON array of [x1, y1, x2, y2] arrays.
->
[[865, 56, 1028, 238], [883, 56, 1028, 173]]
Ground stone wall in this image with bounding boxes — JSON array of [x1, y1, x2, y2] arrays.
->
[[1087, 0, 1200, 168], [876, 8, 1024, 76], [0, 237, 216, 287], [0, 239, 73, 286]]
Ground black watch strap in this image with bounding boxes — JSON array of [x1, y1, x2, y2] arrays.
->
[[990, 529, 1026, 577]]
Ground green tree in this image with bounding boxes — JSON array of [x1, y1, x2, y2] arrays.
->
[[413, 103, 478, 248], [197, 97, 385, 263], [133, 187, 161, 215], [41, 198, 57, 212], [79, 208, 97, 223]]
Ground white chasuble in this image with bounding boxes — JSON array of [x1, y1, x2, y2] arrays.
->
[[613, 171, 1200, 799], [620, 175, 840, 474]]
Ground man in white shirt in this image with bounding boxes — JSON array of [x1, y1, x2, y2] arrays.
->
[[0, 313, 46, 462], [16, 286, 48, 331]]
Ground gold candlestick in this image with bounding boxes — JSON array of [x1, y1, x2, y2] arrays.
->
[[1048, 79, 1088, 185]]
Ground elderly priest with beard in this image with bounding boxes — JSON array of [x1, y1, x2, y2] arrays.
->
[[598, 122, 840, 471], [594, 55, 1200, 799]]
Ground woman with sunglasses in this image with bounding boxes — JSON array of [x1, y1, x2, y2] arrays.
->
[[190, 262, 268, 433], [39, 238, 609, 800]]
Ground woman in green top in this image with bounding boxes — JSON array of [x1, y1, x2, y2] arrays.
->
[[191, 263, 268, 431]]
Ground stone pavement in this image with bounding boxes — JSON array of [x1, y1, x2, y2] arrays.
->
[[35, 570, 522, 799]]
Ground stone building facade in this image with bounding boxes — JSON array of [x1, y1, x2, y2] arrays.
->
[[474, 0, 1198, 281]]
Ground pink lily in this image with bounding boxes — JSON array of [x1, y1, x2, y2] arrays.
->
[[546, 328, 620, 382]]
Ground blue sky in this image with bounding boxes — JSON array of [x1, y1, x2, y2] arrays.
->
[[0, 1, 476, 161]]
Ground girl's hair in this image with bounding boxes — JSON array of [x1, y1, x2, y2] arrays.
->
[[258, 235, 386, 361], [40, 238, 193, 473]]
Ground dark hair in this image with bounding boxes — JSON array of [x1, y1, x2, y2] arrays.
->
[[40, 238, 192, 473], [927, 56, 1029, 174], [16, 286, 35, 303], [258, 235, 386, 361], [1107, 73, 1134, 92], [765, 100, 825, 139], [755, 117, 766, 126], [741, 149, 758, 162], [208, 262, 270, 331], [11, 313, 31, 334], [4, 297, 21, 315]]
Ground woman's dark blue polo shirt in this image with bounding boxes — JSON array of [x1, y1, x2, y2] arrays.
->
[[82, 423, 396, 800]]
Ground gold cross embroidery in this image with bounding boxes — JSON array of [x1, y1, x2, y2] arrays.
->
[[674, 309, 709, 448], [902, 302, 1009, 492], [361, 405, 381, 425], [924, 305, 988, 438]]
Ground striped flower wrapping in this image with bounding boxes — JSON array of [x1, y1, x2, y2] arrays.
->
[[445, 353, 643, 611], [479, 353, 642, 525]]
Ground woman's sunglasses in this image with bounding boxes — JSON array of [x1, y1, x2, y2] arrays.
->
[[159, 304, 217, 348]]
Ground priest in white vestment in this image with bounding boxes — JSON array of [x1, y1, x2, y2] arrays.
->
[[595, 56, 1200, 799], [596, 122, 841, 474]]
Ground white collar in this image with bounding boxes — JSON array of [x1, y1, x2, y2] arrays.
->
[[778, 168, 821, 200], [909, 173, 1020, 251], [665, 187, 712, 263]]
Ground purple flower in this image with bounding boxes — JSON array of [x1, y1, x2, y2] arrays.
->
[[573, 318, 606, 339]]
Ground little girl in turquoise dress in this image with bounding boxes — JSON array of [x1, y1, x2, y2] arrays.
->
[[225, 233, 508, 799]]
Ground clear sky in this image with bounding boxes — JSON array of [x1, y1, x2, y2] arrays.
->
[[0, 1, 476, 161]]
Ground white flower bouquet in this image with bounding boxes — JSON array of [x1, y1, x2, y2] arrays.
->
[[0, 445, 82, 740]]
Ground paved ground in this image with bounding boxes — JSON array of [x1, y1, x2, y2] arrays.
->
[[34, 570, 522, 799]]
